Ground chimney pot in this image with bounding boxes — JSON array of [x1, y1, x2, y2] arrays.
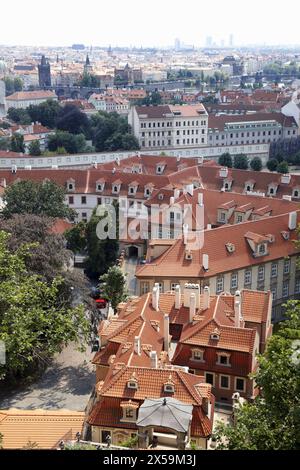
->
[[152, 285, 160, 311], [164, 314, 169, 352], [134, 336, 141, 355], [150, 351, 158, 369], [234, 291, 243, 328], [175, 285, 181, 309], [203, 286, 210, 310], [189, 293, 196, 323]]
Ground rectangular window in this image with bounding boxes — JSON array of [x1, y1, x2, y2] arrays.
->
[[68, 196, 74, 205], [81, 196, 87, 204], [284, 259, 290, 275], [295, 278, 300, 294], [193, 350, 204, 361], [231, 273, 238, 290], [220, 375, 230, 389], [244, 270, 252, 286], [125, 408, 134, 419], [101, 431, 111, 444], [283, 281, 289, 298], [141, 282, 150, 295], [218, 354, 230, 366], [271, 262, 278, 278], [216, 277, 224, 294], [205, 372, 215, 386], [271, 286, 277, 301], [171, 283, 177, 291], [235, 377, 245, 392], [258, 266, 265, 282]]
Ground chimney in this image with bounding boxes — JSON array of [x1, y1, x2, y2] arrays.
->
[[198, 192, 204, 206], [202, 254, 209, 271], [183, 283, 200, 308], [203, 286, 210, 310], [234, 291, 243, 328], [175, 285, 181, 309], [174, 188, 180, 200], [189, 293, 196, 323], [152, 284, 160, 311], [170, 196, 175, 205], [288, 211, 297, 230], [219, 167, 228, 178], [150, 351, 158, 369], [164, 314, 169, 352], [183, 223, 189, 245], [134, 336, 141, 355], [0, 178, 6, 188]]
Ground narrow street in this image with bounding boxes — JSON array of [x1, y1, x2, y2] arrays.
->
[[0, 342, 94, 411], [123, 257, 138, 296]]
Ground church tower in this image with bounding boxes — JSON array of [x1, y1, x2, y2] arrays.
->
[[38, 55, 51, 87], [84, 54, 93, 74]]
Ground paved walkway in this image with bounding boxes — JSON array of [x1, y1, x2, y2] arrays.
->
[[0, 343, 95, 411], [124, 257, 138, 296]]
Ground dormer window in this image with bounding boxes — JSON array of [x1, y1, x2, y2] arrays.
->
[[96, 181, 105, 192], [293, 188, 300, 198], [210, 328, 220, 341], [67, 179, 75, 192], [113, 185, 119, 193], [128, 380, 138, 389], [192, 349, 204, 362], [258, 243, 267, 255], [217, 352, 231, 366], [128, 183, 138, 196], [120, 401, 139, 423], [219, 211, 226, 223], [127, 373, 138, 389], [163, 374, 175, 393], [267, 184, 277, 196]]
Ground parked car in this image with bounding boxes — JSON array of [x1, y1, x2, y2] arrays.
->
[[95, 298, 107, 309]]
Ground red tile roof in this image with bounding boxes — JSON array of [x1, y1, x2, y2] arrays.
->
[[136, 211, 299, 279]]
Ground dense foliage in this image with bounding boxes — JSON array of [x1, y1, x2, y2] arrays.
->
[[99, 266, 128, 313], [0, 231, 89, 382], [215, 302, 300, 450], [2, 180, 76, 220], [7, 101, 139, 154]]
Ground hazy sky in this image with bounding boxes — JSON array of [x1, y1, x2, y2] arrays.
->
[[1, 0, 300, 48]]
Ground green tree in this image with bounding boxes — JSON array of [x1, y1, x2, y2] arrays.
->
[[277, 161, 289, 174], [233, 154, 249, 170], [57, 104, 90, 136], [250, 157, 263, 172], [65, 221, 87, 253], [0, 214, 91, 308], [2, 180, 75, 220], [27, 100, 61, 128], [10, 134, 25, 153], [28, 140, 41, 156], [99, 265, 128, 313], [267, 158, 278, 172], [215, 301, 300, 450], [47, 131, 87, 154], [85, 207, 119, 279], [7, 107, 31, 125], [0, 231, 89, 381], [121, 134, 140, 150], [218, 153, 233, 168], [0, 137, 9, 150], [14, 77, 23, 92]]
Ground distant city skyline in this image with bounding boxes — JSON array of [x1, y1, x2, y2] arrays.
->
[[1, 0, 300, 48]]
